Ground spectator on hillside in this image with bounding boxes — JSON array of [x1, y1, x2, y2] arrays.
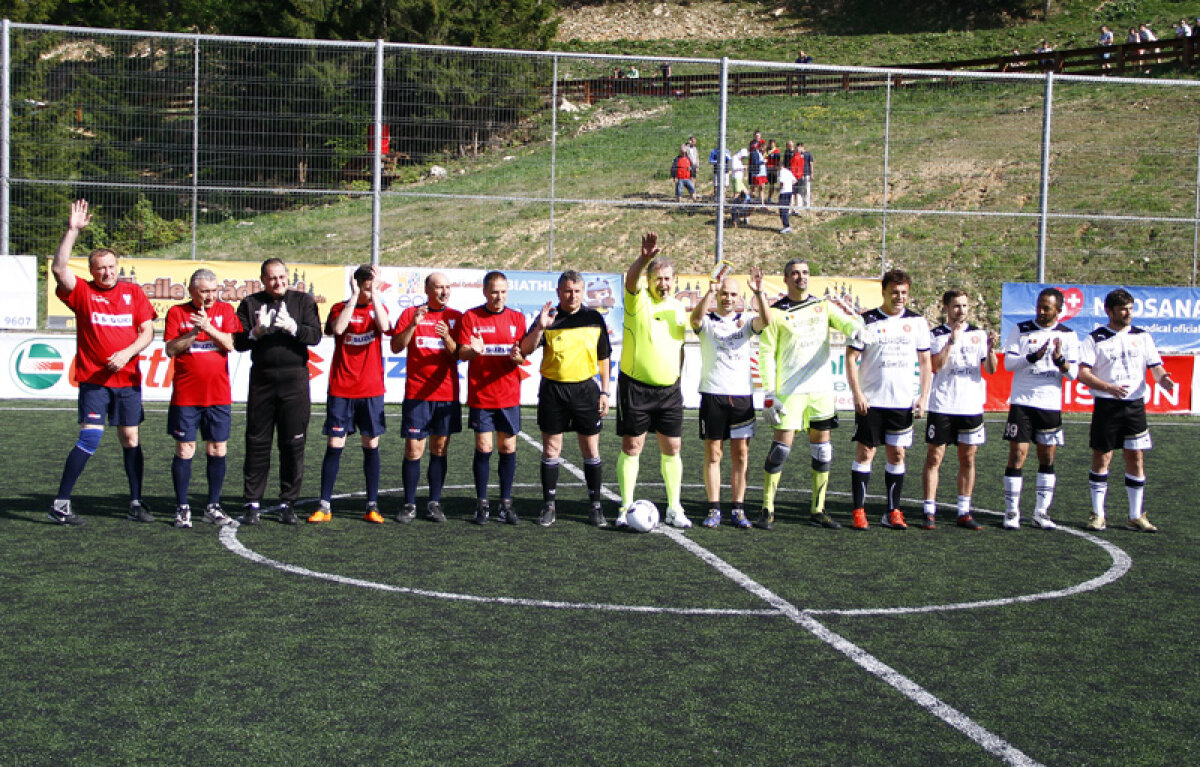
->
[[627, 65, 640, 79], [1003, 48, 1023, 72], [798, 141, 814, 209], [783, 140, 805, 213], [1098, 25, 1115, 71], [748, 142, 767, 205], [795, 51, 813, 64], [750, 130, 764, 152], [1035, 39, 1055, 70], [765, 139, 781, 204], [683, 136, 699, 173], [709, 146, 730, 199], [670, 148, 696, 203], [1140, 24, 1158, 67], [1176, 18, 1192, 37]]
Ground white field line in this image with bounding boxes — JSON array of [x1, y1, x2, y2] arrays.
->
[[518, 431, 1045, 767], [217, 525, 777, 617]]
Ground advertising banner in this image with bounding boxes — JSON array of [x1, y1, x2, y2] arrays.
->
[[1002, 282, 1200, 353], [982, 354, 1193, 414], [0, 256, 38, 330], [46, 259, 346, 331]]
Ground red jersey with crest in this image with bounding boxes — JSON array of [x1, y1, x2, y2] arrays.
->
[[164, 300, 241, 406], [326, 300, 387, 399], [397, 304, 462, 402], [457, 305, 526, 409], [58, 279, 157, 388]]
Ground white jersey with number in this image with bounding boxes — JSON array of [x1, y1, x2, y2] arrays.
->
[[928, 323, 989, 415], [1080, 325, 1162, 401], [697, 310, 760, 396], [1003, 320, 1079, 411], [848, 307, 931, 409]]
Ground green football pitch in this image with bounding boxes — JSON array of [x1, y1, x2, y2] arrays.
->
[[2, 400, 1199, 766]]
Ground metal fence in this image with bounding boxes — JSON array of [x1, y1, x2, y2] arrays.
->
[[3, 22, 1200, 315]]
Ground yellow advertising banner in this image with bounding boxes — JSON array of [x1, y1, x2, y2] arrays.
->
[[46, 259, 347, 330]]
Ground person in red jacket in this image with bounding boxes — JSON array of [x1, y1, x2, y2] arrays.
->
[[671, 148, 696, 202]]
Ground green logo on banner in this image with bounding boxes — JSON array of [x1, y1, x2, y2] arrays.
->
[[13, 341, 65, 391]]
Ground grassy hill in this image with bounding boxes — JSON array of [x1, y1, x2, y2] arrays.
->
[[149, 76, 1199, 327]]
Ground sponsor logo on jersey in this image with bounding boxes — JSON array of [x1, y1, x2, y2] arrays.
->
[[347, 331, 376, 346], [415, 336, 446, 350], [91, 312, 134, 327]]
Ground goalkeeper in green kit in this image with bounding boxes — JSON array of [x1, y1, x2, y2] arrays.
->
[[756, 259, 863, 530]]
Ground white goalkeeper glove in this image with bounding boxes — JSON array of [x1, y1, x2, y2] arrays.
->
[[763, 391, 786, 428], [251, 304, 275, 339], [274, 302, 298, 335]]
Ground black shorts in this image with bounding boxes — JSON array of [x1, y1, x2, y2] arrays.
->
[[1003, 404, 1063, 445], [851, 406, 914, 448], [1089, 397, 1150, 452], [537, 379, 603, 436], [615, 372, 683, 438], [924, 412, 985, 446], [698, 393, 756, 441]]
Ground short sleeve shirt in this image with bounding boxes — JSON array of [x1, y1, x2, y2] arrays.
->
[[928, 323, 989, 415], [327, 300, 387, 399], [621, 287, 687, 386], [397, 305, 462, 402], [697, 311, 759, 396], [58, 279, 157, 388], [459, 305, 526, 409], [849, 307, 931, 409], [1003, 320, 1079, 410], [540, 306, 611, 384], [165, 300, 240, 406], [1080, 325, 1162, 402]]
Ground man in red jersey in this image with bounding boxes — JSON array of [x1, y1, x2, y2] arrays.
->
[[164, 268, 241, 528], [458, 271, 527, 525], [309, 264, 390, 525], [49, 200, 157, 526], [390, 272, 461, 523]]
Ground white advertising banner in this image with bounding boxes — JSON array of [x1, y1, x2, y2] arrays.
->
[[0, 256, 38, 330]]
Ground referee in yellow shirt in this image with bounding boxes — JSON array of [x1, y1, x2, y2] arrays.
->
[[615, 232, 692, 529]]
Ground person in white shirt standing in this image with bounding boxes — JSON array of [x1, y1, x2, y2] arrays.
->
[[1076, 289, 1174, 532], [1000, 287, 1078, 530], [689, 266, 770, 528], [920, 290, 998, 531], [845, 269, 932, 531]]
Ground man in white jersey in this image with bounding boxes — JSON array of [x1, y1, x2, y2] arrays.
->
[[757, 259, 863, 531], [1001, 287, 1079, 530], [846, 269, 932, 531], [690, 267, 771, 529], [1077, 289, 1174, 532], [920, 290, 998, 531]]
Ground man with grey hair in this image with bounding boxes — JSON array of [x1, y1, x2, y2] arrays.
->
[[615, 232, 691, 529], [164, 268, 242, 528]]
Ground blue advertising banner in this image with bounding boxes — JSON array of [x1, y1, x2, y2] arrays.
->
[[1002, 283, 1200, 353]]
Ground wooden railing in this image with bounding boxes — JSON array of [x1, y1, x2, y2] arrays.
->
[[557, 37, 1200, 105]]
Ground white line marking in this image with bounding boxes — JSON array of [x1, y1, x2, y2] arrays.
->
[[520, 432, 1046, 767], [217, 525, 777, 617]]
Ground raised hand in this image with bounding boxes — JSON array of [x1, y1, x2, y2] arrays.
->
[[68, 199, 91, 232]]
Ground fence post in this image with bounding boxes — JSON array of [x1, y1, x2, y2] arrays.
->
[[549, 55, 559, 272], [1, 19, 10, 258], [1037, 72, 1054, 283], [371, 40, 383, 266], [715, 57, 728, 265], [1191, 115, 1200, 286], [190, 34, 200, 259], [881, 74, 892, 273]]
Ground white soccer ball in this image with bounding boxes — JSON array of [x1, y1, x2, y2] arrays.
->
[[626, 499, 660, 533]]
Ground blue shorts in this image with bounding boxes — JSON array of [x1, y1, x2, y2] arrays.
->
[[78, 383, 143, 427], [468, 405, 521, 436], [324, 395, 386, 438], [401, 399, 462, 440], [167, 403, 232, 443]]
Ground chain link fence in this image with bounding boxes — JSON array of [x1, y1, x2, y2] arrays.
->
[[4, 22, 1199, 319]]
